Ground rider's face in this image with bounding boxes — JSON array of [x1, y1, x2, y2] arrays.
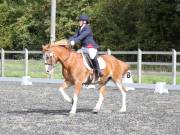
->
[[79, 20, 83, 27]]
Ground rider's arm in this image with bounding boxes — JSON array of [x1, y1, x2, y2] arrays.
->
[[73, 27, 91, 43]]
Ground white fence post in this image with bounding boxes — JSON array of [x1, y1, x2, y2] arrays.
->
[[21, 48, 32, 85], [50, 0, 56, 43], [1, 48, 4, 77], [172, 49, 176, 85], [25, 48, 28, 76], [138, 48, 142, 84]]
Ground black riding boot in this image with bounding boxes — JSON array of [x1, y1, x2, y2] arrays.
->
[[91, 56, 103, 77]]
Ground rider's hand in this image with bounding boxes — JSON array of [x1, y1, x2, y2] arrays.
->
[[70, 40, 75, 46]]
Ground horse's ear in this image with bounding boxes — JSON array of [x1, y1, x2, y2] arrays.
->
[[42, 45, 47, 51], [42, 45, 45, 49], [47, 44, 51, 48], [42, 44, 50, 52]]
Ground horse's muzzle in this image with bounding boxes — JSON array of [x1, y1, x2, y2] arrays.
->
[[45, 64, 54, 74]]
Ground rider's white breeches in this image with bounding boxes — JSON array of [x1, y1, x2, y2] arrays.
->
[[78, 47, 97, 59], [88, 48, 97, 59]]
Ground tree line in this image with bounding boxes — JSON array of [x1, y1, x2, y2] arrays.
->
[[0, 0, 180, 51]]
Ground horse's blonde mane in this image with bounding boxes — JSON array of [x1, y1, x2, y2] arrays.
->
[[53, 39, 70, 46], [42, 39, 70, 52]]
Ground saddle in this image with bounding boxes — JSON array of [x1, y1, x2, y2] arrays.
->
[[79, 51, 106, 85]]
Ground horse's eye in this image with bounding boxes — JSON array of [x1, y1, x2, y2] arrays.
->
[[46, 56, 49, 60]]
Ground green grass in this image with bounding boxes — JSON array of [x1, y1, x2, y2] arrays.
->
[[2, 59, 63, 79], [1, 59, 180, 84], [133, 75, 176, 84]]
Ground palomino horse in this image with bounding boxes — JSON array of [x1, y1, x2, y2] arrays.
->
[[42, 40, 129, 115]]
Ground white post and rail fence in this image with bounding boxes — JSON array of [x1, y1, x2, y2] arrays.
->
[[0, 48, 180, 91]]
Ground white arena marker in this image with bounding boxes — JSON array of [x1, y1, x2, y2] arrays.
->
[[122, 70, 135, 90], [83, 84, 95, 89], [21, 76, 32, 85], [154, 82, 168, 94]]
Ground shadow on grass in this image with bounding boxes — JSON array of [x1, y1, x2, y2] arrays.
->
[[7, 108, 93, 116]]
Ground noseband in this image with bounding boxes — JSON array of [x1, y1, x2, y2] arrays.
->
[[44, 52, 55, 67], [44, 63, 54, 66], [44, 46, 71, 66]]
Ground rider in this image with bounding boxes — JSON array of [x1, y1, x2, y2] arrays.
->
[[69, 14, 103, 77]]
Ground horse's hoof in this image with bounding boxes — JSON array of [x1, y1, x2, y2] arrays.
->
[[92, 109, 99, 114], [69, 113, 76, 117], [119, 108, 126, 113]]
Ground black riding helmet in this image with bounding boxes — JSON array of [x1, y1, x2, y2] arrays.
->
[[78, 14, 90, 23]]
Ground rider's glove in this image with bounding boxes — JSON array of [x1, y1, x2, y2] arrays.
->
[[70, 40, 75, 46]]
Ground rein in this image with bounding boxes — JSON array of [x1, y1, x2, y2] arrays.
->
[[45, 45, 71, 66], [58, 45, 71, 64]]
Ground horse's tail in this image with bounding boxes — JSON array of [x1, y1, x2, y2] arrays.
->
[[106, 49, 129, 76], [107, 49, 111, 55], [118, 59, 130, 76], [124, 62, 130, 76], [117, 60, 130, 92]]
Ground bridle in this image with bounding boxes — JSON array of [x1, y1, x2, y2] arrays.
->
[[44, 51, 55, 67], [44, 45, 71, 66]]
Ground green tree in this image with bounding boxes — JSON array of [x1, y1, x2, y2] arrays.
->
[[91, 0, 180, 51], [0, 0, 180, 51], [137, 0, 180, 51], [91, 0, 144, 50], [0, 1, 50, 50]]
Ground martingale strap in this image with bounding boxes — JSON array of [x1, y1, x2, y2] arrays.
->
[[44, 63, 53, 66]]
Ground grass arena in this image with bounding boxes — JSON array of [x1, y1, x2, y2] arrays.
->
[[0, 82, 179, 135]]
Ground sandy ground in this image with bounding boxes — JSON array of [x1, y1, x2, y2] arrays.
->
[[0, 82, 179, 135]]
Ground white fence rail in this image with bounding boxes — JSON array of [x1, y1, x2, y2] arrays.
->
[[1, 48, 180, 86]]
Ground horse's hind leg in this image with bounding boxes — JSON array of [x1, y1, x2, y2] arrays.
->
[[59, 81, 72, 103], [93, 85, 106, 113], [115, 80, 127, 112]]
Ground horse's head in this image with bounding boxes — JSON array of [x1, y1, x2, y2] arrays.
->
[[42, 39, 71, 74], [42, 44, 57, 74]]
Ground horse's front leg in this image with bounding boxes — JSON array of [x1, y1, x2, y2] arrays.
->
[[93, 85, 106, 113], [69, 82, 82, 115], [59, 81, 72, 103]]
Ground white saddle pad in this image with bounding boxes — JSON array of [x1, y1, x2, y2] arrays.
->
[[78, 51, 106, 70]]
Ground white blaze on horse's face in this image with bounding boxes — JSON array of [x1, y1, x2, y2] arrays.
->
[[43, 52, 55, 74], [45, 64, 54, 74]]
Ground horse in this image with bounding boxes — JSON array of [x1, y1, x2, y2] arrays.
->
[[42, 39, 129, 115]]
